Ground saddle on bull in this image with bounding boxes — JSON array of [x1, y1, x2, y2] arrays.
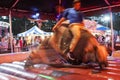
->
[[25, 23, 108, 70]]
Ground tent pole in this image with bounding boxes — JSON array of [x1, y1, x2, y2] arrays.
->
[[58, 0, 62, 14], [104, 0, 114, 52], [109, 7, 114, 52], [9, 10, 13, 53], [83, 3, 120, 13], [8, 0, 19, 53], [59, 0, 61, 5]]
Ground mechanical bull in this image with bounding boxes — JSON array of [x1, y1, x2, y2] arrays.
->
[[25, 24, 108, 70]]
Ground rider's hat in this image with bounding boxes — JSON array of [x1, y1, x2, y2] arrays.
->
[[73, 0, 80, 4]]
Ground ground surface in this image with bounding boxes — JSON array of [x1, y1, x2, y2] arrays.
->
[[0, 51, 120, 80]]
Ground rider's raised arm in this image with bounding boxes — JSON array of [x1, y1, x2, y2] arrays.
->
[[52, 8, 69, 31], [52, 17, 66, 31]]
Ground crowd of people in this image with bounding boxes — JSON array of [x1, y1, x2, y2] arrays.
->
[[0, 35, 49, 53]]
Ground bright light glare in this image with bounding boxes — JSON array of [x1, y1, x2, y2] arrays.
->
[[36, 13, 39, 16], [2, 16, 7, 19], [104, 15, 110, 21], [31, 13, 40, 19], [101, 15, 110, 22], [32, 15, 37, 18]]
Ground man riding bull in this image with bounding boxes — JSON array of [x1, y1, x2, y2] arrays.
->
[[52, 0, 85, 60], [24, 0, 108, 68]]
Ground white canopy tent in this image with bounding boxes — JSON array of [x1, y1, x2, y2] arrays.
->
[[17, 26, 52, 37]]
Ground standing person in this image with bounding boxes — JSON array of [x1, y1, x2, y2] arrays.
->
[[14, 38, 20, 52], [52, 0, 85, 58], [55, 5, 65, 21], [19, 37, 23, 51]]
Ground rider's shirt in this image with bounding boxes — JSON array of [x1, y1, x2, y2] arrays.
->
[[62, 8, 84, 24]]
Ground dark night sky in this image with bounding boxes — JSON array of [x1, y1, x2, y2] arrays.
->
[[0, 0, 120, 13]]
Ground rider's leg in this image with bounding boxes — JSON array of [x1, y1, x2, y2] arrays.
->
[[69, 26, 80, 52], [69, 23, 84, 53]]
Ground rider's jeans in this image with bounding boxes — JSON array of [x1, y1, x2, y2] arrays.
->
[[69, 23, 84, 52]]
